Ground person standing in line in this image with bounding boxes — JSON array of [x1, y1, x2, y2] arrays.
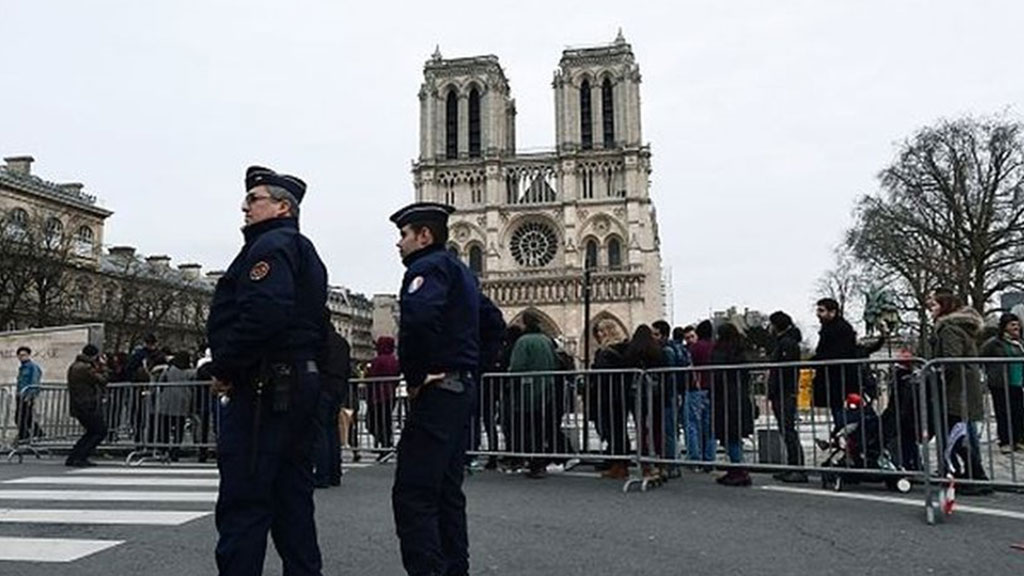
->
[[367, 335, 399, 458], [625, 325, 668, 479], [470, 293, 506, 469], [314, 314, 350, 487], [389, 202, 480, 576], [15, 346, 42, 442], [206, 165, 328, 576], [710, 322, 754, 487], [508, 311, 559, 479], [591, 320, 631, 479], [66, 344, 108, 467], [980, 313, 1024, 454], [812, 298, 861, 427], [685, 321, 716, 469], [767, 311, 808, 483], [928, 288, 992, 495], [653, 320, 689, 476]]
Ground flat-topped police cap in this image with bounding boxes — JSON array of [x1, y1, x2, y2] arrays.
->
[[245, 165, 307, 204], [389, 202, 456, 228]]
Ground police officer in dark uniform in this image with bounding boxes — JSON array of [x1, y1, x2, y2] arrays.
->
[[390, 202, 480, 576], [207, 166, 328, 576]]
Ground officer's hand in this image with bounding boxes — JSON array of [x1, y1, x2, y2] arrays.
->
[[211, 378, 233, 396]]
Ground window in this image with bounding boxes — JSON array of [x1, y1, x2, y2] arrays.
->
[[584, 239, 598, 269], [444, 180, 456, 207], [5, 207, 29, 238], [75, 226, 95, 256], [581, 167, 594, 199], [470, 177, 484, 205], [510, 221, 558, 268], [607, 237, 622, 270], [580, 80, 593, 150], [601, 78, 615, 148], [445, 89, 459, 159], [44, 217, 63, 247], [469, 244, 484, 275], [468, 88, 481, 158]]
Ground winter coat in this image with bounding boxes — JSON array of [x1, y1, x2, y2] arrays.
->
[[931, 306, 985, 420], [508, 331, 559, 413], [768, 326, 803, 402], [710, 343, 754, 442], [155, 365, 194, 416], [979, 336, 1024, 389], [320, 328, 351, 405], [688, 338, 715, 389], [367, 337, 399, 404], [812, 316, 860, 410], [67, 355, 107, 417], [17, 360, 42, 398]]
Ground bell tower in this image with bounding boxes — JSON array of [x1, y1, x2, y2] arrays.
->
[[553, 30, 643, 154]]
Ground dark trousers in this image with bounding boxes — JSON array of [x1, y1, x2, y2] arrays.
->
[[215, 372, 322, 576], [770, 393, 804, 467], [990, 385, 1024, 446], [393, 384, 471, 576], [16, 397, 35, 440], [313, 393, 341, 485], [68, 409, 108, 464], [368, 399, 396, 449]]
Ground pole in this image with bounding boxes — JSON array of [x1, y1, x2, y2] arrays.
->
[[582, 267, 592, 453]]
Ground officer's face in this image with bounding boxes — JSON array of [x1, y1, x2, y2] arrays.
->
[[242, 185, 290, 227], [397, 224, 431, 259]]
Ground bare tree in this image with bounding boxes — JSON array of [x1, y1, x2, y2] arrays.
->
[[844, 114, 1024, 350], [815, 246, 865, 321]]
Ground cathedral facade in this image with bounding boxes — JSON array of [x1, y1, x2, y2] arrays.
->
[[411, 33, 664, 361]]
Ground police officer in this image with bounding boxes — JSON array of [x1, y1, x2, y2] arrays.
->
[[207, 165, 328, 576], [390, 202, 480, 576]]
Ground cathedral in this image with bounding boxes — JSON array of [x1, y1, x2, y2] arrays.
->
[[411, 32, 665, 361]]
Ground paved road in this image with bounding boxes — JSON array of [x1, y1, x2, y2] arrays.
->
[[0, 458, 1022, 575]]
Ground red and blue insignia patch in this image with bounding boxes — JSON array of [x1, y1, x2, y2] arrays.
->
[[249, 261, 271, 281]]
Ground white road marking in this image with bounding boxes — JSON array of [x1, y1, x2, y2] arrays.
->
[[0, 490, 218, 503], [761, 485, 1024, 520], [7, 476, 219, 488], [0, 508, 210, 525], [0, 537, 123, 562], [69, 467, 219, 476]]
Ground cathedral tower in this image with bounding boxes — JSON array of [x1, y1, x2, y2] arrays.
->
[[412, 34, 664, 361]]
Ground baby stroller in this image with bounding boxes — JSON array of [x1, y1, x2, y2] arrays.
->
[[819, 393, 912, 493]]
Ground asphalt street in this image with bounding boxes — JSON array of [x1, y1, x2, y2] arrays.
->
[[0, 458, 1022, 575]]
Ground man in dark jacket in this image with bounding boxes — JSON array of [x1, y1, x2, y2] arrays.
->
[[767, 312, 807, 483], [314, 316, 350, 488], [812, 298, 860, 425], [471, 294, 506, 469], [66, 344, 108, 467]]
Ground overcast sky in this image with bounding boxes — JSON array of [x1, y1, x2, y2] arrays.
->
[[2, 1, 1022, 339]]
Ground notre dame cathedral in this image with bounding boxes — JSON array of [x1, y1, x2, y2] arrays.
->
[[411, 32, 665, 361]]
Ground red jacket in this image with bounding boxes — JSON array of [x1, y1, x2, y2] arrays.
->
[[368, 337, 400, 403]]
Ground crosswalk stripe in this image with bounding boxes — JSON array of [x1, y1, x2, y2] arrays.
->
[[7, 476, 219, 488], [0, 490, 218, 503], [0, 508, 210, 525], [69, 467, 220, 476], [0, 537, 123, 562]]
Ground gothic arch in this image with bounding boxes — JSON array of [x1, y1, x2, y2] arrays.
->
[[590, 310, 628, 349], [450, 219, 487, 247], [576, 212, 628, 245], [509, 307, 562, 337]]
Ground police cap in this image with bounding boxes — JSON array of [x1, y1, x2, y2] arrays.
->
[[389, 202, 455, 229], [246, 165, 307, 204]]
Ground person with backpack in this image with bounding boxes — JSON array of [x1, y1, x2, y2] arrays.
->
[[653, 320, 689, 476]]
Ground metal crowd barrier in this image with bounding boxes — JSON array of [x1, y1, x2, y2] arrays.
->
[[632, 358, 929, 492], [4, 381, 220, 465], [340, 377, 406, 462], [918, 358, 1024, 523]]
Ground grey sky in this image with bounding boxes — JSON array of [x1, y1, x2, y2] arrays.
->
[[2, 1, 1022, 339]]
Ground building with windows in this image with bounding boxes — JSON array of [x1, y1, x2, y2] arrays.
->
[[411, 33, 665, 360], [327, 286, 375, 364]]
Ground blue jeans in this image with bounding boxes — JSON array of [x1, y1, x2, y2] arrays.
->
[[664, 396, 679, 460], [726, 440, 743, 464], [685, 390, 715, 462]]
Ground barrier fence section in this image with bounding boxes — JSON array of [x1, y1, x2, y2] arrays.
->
[[340, 377, 407, 462], [919, 358, 1023, 523], [634, 359, 928, 492], [4, 381, 219, 465]]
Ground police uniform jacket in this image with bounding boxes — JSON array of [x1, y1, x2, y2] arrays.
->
[[206, 217, 328, 383], [399, 244, 480, 389]]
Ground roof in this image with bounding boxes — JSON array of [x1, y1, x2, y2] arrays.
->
[[0, 166, 113, 218], [97, 252, 214, 293]]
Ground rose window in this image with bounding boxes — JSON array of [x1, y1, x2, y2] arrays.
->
[[510, 221, 558, 267]]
